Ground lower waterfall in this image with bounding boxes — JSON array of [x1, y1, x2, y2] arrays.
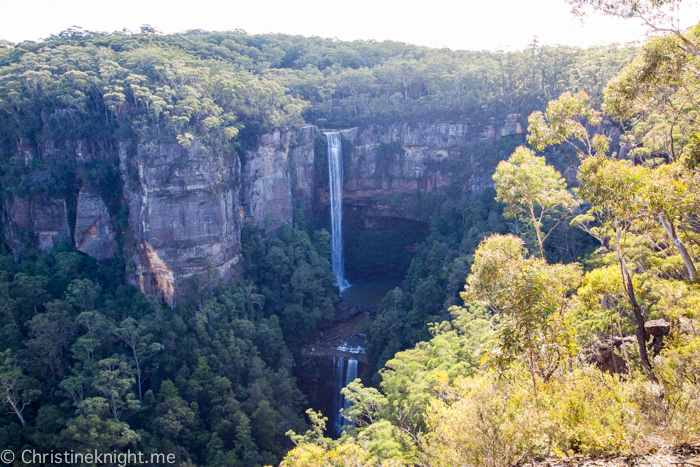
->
[[332, 356, 359, 436]]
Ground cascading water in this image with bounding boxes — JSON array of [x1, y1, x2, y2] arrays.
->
[[326, 132, 350, 291], [332, 356, 359, 437], [333, 356, 345, 436], [341, 358, 358, 430]]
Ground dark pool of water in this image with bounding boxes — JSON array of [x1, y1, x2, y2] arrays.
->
[[341, 279, 403, 306]]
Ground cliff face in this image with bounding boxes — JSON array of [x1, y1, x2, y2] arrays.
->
[[329, 123, 469, 221], [120, 140, 241, 306], [1, 120, 517, 302], [3, 195, 71, 255], [75, 190, 116, 261], [240, 125, 316, 232]]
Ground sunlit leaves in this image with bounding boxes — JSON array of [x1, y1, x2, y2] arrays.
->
[[528, 90, 606, 156], [462, 234, 581, 382], [494, 146, 578, 257], [604, 26, 700, 163]]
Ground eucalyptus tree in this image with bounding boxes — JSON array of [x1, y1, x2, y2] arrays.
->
[[574, 156, 658, 377], [493, 146, 578, 259], [462, 234, 582, 400], [0, 349, 41, 427], [113, 317, 163, 402], [567, 0, 699, 55]]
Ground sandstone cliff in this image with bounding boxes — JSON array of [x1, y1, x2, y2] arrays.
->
[[75, 190, 116, 261], [240, 125, 316, 231], [3, 195, 71, 255], [119, 140, 241, 306], [1, 118, 518, 303], [328, 123, 469, 223]]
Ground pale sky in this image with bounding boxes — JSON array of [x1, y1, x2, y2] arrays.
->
[[2, 0, 700, 51]]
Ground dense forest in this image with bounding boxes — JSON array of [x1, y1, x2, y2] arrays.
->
[[1, 0, 699, 465]]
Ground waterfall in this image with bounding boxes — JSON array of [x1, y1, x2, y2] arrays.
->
[[332, 356, 359, 436], [326, 132, 350, 291], [341, 358, 358, 431], [332, 356, 345, 436]]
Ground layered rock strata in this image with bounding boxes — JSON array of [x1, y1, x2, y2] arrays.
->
[[3, 196, 71, 254], [3, 120, 519, 303], [119, 140, 242, 306]]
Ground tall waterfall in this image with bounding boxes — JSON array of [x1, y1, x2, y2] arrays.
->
[[326, 132, 349, 291], [332, 356, 359, 437]]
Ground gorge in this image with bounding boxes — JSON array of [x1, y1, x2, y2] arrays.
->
[[0, 30, 654, 466]]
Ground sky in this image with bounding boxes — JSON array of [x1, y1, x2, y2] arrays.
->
[[2, 0, 700, 51]]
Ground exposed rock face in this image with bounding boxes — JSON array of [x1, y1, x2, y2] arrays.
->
[[4, 196, 71, 253], [591, 336, 635, 375], [240, 125, 317, 231], [120, 140, 241, 306], [2, 120, 511, 302], [319, 123, 471, 222], [343, 122, 467, 196], [75, 190, 116, 261], [289, 125, 317, 214], [645, 318, 671, 355], [241, 130, 294, 232], [500, 114, 523, 137]]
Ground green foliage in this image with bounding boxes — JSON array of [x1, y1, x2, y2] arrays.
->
[[243, 224, 338, 348], [463, 234, 581, 389], [363, 189, 511, 379], [494, 146, 578, 258], [0, 243, 310, 465]]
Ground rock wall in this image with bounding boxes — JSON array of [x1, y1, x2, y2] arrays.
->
[[329, 123, 470, 219], [3, 195, 71, 254], [318, 119, 523, 219], [1, 119, 519, 302], [75, 190, 116, 261], [289, 125, 317, 214], [120, 140, 241, 306], [240, 125, 316, 232], [119, 124, 314, 305]]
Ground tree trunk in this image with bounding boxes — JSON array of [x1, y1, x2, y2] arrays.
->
[[132, 347, 142, 403], [7, 397, 26, 427], [529, 205, 546, 259], [659, 215, 696, 281], [618, 255, 657, 381]]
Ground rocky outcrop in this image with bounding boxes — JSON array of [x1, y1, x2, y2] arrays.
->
[[75, 190, 116, 261], [120, 140, 241, 306], [645, 318, 671, 356], [590, 336, 635, 375], [4, 196, 71, 253]]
